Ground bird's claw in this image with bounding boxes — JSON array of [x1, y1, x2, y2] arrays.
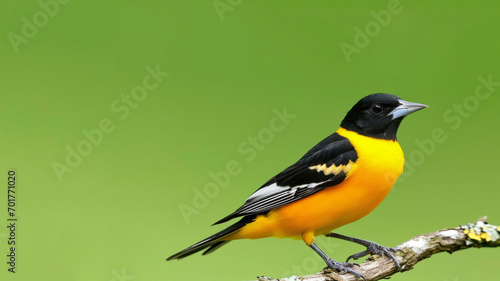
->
[[323, 258, 366, 281], [346, 242, 401, 271], [346, 250, 370, 262]]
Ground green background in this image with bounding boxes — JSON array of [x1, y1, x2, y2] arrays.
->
[[1, 1, 499, 280]]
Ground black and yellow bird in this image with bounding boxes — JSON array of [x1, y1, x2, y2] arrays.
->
[[167, 94, 427, 279]]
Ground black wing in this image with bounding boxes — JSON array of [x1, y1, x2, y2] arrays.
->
[[214, 132, 358, 225]]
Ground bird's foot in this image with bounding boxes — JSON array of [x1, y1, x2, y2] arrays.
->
[[323, 258, 365, 281], [346, 241, 401, 271]]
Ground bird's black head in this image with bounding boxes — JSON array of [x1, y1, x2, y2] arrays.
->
[[340, 93, 428, 140]]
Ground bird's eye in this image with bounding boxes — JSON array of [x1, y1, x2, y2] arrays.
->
[[371, 104, 383, 114]]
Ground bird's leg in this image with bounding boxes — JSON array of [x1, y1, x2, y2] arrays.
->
[[309, 242, 366, 281], [325, 233, 401, 270]]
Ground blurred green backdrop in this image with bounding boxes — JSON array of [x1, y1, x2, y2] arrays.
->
[[1, 1, 499, 280]]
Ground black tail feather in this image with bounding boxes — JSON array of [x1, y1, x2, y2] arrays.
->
[[202, 241, 230, 255], [166, 216, 254, 261]]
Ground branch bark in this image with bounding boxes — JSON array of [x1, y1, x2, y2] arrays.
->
[[257, 217, 500, 281]]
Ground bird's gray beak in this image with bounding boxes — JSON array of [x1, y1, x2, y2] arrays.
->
[[390, 99, 428, 120]]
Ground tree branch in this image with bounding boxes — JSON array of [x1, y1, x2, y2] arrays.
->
[[257, 217, 500, 281]]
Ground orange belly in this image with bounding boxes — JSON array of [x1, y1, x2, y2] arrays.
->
[[227, 128, 404, 241]]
